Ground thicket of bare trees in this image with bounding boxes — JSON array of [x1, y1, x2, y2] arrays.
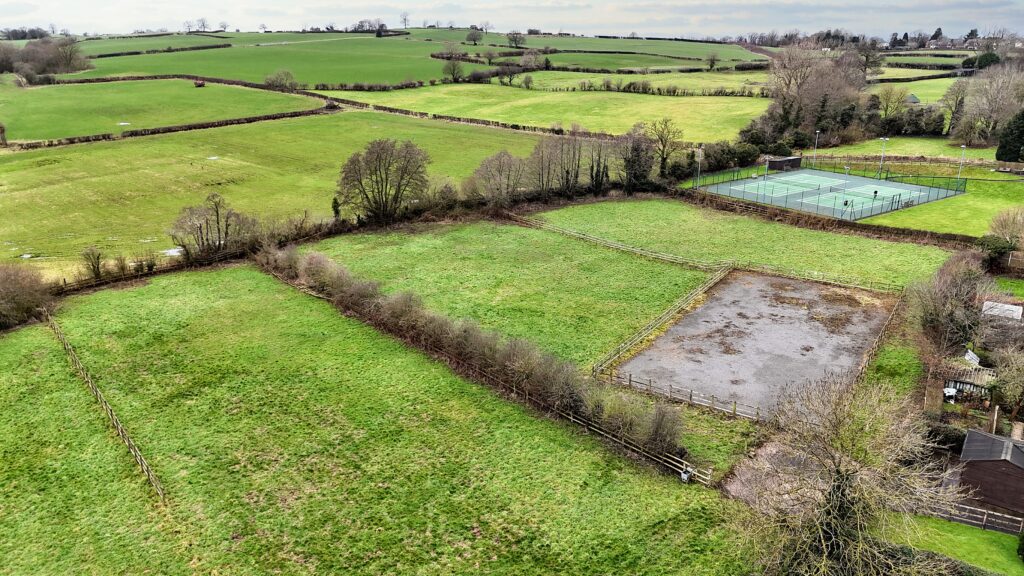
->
[[0, 264, 53, 329], [954, 63, 1024, 146], [0, 37, 89, 79], [617, 124, 656, 194], [170, 193, 259, 261], [336, 139, 431, 225], [746, 375, 963, 575], [911, 252, 996, 356]]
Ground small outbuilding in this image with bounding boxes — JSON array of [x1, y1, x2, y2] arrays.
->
[[960, 430, 1024, 515]]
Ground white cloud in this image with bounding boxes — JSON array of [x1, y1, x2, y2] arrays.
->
[[5, 0, 1022, 37]]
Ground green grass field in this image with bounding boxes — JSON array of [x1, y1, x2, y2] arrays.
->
[[872, 67, 955, 79], [0, 326, 187, 573], [818, 136, 995, 160], [25, 264, 751, 574], [322, 84, 770, 137], [75, 33, 232, 55], [524, 69, 768, 92], [886, 55, 964, 66], [997, 277, 1024, 298], [861, 176, 1024, 236], [0, 77, 321, 140], [887, 516, 1024, 576], [309, 222, 708, 366], [869, 77, 956, 104], [538, 199, 949, 287], [67, 37, 487, 85], [308, 221, 758, 473], [406, 28, 766, 61], [0, 110, 539, 276], [500, 51, 693, 70]]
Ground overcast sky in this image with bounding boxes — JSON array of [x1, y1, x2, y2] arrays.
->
[[3, 0, 1022, 38]]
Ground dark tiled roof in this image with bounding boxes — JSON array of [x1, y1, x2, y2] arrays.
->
[[962, 430, 1024, 470]]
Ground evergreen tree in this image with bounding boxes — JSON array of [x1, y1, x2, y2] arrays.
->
[[996, 108, 1024, 162]]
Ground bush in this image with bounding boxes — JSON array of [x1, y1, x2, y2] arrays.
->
[[0, 264, 54, 329], [976, 234, 1016, 271], [732, 142, 761, 167], [927, 422, 967, 453], [264, 69, 299, 91], [911, 252, 996, 355], [80, 246, 103, 280]]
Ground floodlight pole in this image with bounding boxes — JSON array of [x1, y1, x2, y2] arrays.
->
[[763, 159, 769, 184], [958, 144, 966, 179], [813, 130, 820, 168], [695, 144, 703, 188], [878, 137, 889, 175]]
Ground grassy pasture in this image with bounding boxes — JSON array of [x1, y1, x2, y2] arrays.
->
[[997, 277, 1024, 299], [869, 77, 956, 104], [38, 265, 751, 575], [406, 28, 765, 61], [321, 84, 770, 138], [501, 51, 692, 70], [538, 199, 949, 287], [308, 222, 759, 473], [0, 110, 539, 275], [67, 37, 486, 85], [0, 326, 187, 573], [75, 33, 231, 55], [818, 136, 995, 160], [0, 77, 321, 140], [308, 222, 708, 367], [872, 67, 956, 79], [887, 516, 1024, 576], [886, 55, 964, 66], [524, 69, 768, 92], [861, 176, 1024, 236]]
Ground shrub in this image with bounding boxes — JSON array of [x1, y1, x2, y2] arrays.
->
[[996, 108, 1024, 163], [264, 69, 298, 91], [927, 422, 967, 453], [976, 234, 1016, 272], [0, 264, 53, 329], [989, 207, 1024, 245], [911, 252, 996, 355], [80, 246, 103, 280]]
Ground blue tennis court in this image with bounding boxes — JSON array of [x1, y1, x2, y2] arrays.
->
[[700, 167, 967, 221]]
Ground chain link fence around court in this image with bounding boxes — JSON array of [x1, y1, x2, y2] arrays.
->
[[697, 166, 966, 221]]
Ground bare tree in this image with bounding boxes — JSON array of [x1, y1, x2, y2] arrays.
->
[[990, 207, 1024, 245], [400, 12, 410, 29], [442, 58, 464, 82], [552, 128, 584, 195], [519, 49, 542, 69], [743, 374, 963, 575], [506, 30, 526, 48], [527, 137, 558, 196], [482, 50, 497, 65], [480, 21, 493, 36], [196, 17, 209, 32], [498, 64, 521, 85], [853, 40, 885, 77], [706, 51, 719, 71], [80, 246, 103, 280], [259, 23, 268, 33], [0, 263, 54, 329], [994, 348, 1024, 421], [466, 29, 482, 45], [645, 117, 685, 178], [910, 252, 996, 355], [218, 21, 229, 31], [587, 139, 612, 194], [877, 84, 910, 119], [616, 124, 656, 194], [965, 63, 1024, 140], [170, 193, 257, 261], [337, 140, 431, 225], [939, 78, 970, 134], [468, 150, 525, 209], [184, 20, 195, 33]]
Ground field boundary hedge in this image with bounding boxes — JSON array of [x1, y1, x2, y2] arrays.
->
[[45, 313, 166, 502], [262, 260, 715, 485], [869, 70, 971, 84]]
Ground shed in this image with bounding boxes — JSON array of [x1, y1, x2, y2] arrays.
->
[[960, 430, 1024, 515]]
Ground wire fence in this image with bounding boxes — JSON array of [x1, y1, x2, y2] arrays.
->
[[602, 372, 764, 421], [45, 313, 166, 502], [695, 164, 967, 221]]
